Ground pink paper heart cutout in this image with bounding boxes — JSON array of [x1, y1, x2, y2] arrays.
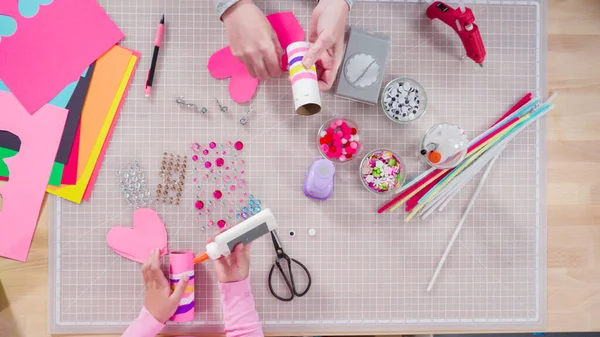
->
[[207, 12, 305, 104], [107, 208, 168, 263], [208, 47, 259, 103]]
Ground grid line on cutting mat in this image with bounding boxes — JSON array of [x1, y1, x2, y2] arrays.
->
[[49, 0, 547, 334]]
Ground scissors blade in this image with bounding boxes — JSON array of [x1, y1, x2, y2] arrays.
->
[[270, 230, 283, 254]]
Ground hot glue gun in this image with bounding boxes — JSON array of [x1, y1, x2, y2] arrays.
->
[[426, 1, 486, 67]]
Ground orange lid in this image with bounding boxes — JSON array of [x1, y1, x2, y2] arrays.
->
[[192, 251, 210, 264], [428, 151, 442, 164]]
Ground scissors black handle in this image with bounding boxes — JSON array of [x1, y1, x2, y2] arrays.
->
[[268, 254, 312, 302]]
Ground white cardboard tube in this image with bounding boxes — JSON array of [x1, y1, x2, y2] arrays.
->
[[287, 41, 322, 116]]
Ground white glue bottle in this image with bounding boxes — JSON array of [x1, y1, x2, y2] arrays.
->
[[193, 208, 278, 264]]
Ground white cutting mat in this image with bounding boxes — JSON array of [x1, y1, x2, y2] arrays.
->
[[49, 0, 548, 334]]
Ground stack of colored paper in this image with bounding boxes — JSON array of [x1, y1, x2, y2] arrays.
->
[[0, 0, 138, 261], [0, 46, 139, 204], [46, 46, 139, 204]]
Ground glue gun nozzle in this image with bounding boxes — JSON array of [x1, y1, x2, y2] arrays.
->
[[478, 63, 484, 68]]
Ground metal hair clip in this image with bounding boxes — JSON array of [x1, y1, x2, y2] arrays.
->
[[176, 95, 207, 114]]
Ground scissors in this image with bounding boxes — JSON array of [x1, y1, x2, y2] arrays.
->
[[268, 230, 312, 302]]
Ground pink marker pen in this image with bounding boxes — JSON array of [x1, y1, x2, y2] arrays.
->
[[145, 15, 165, 97]]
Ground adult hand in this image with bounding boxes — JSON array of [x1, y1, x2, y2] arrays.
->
[[222, 0, 283, 80], [302, 0, 350, 91], [142, 249, 189, 323], [210, 227, 252, 283]]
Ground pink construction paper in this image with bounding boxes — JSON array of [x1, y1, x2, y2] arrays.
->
[[82, 50, 140, 201], [107, 208, 168, 263], [0, 0, 124, 114], [207, 12, 304, 103], [60, 124, 80, 185], [0, 91, 68, 262], [267, 12, 305, 69]]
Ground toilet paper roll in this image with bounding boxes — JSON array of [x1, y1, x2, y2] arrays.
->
[[169, 251, 195, 322], [286, 41, 321, 116]]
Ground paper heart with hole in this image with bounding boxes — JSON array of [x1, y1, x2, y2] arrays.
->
[[207, 12, 305, 103], [107, 208, 168, 263]]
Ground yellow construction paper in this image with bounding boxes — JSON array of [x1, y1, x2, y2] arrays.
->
[[47, 54, 137, 203]]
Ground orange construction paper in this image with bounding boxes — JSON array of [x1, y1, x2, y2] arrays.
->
[[82, 52, 140, 201], [77, 46, 133, 179]]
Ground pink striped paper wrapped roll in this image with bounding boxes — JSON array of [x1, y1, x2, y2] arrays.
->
[[169, 251, 195, 322], [287, 41, 321, 116]]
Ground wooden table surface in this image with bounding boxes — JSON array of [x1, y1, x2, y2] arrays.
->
[[1, 1, 599, 336]]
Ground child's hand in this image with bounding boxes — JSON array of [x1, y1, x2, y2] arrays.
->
[[210, 228, 252, 283], [142, 249, 189, 323]]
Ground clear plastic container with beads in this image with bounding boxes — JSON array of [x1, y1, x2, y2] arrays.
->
[[359, 149, 406, 194], [317, 117, 362, 163], [418, 123, 469, 169]]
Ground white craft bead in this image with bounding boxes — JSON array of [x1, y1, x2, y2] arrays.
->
[[308, 228, 316, 236]]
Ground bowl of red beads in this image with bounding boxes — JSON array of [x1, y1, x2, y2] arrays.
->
[[317, 117, 361, 163], [359, 149, 406, 194]]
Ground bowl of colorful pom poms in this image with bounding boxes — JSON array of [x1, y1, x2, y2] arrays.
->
[[318, 118, 361, 163], [360, 149, 406, 194]]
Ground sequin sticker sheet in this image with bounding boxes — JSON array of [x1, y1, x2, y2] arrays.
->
[[190, 140, 250, 231]]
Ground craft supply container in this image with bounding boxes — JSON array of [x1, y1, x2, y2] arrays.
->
[[317, 117, 362, 163], [418, 123, 468, 169], [359, 149, 406, 194], [380, 77, 427, 124]]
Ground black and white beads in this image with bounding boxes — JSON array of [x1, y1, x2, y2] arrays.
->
[[381, 78, 426, 123]]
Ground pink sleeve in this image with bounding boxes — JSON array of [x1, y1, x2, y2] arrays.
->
[[219, 278, 264, 337], [121, 307, 165, 337]]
